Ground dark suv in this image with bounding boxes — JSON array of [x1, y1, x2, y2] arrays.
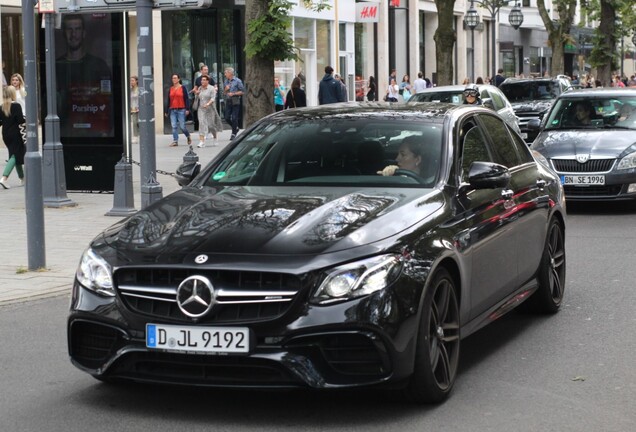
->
[[499, 76, 572, 143]]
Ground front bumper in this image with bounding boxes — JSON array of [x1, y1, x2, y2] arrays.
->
[[68, 281, 420, 389]]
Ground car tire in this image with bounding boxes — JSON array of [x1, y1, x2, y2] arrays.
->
[[404, 267, 460, 404], [524, 218, 566, 314]]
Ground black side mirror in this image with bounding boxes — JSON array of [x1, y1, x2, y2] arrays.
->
[[467, 161, 510, 189], [527, 119, 542, 131], [175, 161, 201, 187], [482, 98, 495, 110]]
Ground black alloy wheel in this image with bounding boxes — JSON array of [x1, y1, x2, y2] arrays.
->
[[525, 218, 566, 314], [405, 267, 460, 404]]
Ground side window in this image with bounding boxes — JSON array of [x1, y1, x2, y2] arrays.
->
[[509, 130, 534, 163], [460, 121, 493, 183], [490, 90, 505, 110], [479, 114, 522, 168]]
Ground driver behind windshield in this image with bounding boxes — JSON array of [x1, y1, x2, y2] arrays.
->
[[377, 136, 429, 178], [573, 101, 594, 126], [616, 104, 635, 125]]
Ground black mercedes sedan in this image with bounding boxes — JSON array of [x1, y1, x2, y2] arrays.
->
[[68, 102, 566, 404], [530, 89, 636, 202]]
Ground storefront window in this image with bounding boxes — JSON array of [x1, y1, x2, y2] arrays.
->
[[1, 12, 24, 84], [316, 20, 332, 84], [295, 17, 314, 50], [355, 23, 374, 101]]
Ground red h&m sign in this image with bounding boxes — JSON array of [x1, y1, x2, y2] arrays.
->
[[356, 1, 379, 23], [389, 0, 400, 6]]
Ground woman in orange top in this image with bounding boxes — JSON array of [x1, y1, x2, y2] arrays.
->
[[164, 73, 192, 147]]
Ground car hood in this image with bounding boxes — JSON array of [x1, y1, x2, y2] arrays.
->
[[510, 100, 553, 113], [100, 186, 443, 258], [533, 129, 636, 158]]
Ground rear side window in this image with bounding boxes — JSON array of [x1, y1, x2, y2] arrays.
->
[[459, 120, 493, 183], [489, 90, 506, 111], [478, 114, 522, 168]]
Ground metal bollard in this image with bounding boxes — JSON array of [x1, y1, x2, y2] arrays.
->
[[183, 145, 199, 165], [175, 146, 201, 187], [106, 155, 137, 216]]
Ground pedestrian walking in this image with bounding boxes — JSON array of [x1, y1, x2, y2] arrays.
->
[[10, 73, 26, 117], [223, 67, 244, 140], [366, 76, 377, 101], [164, 73, 192, 147], [412, 72, 427, 93], [318, 66, 345, 105], [399, 74, 412, 102], [0, 86, 26, 189], [495, 68, 505, 87], [191, 64, 214, 131], [196, 75, 223, 147], [274, 77, 286, 111], [284, 77, 307, 109], [385, 78, 399, 102], [130, 75, 139, 144], [334, 73, 348, 101]]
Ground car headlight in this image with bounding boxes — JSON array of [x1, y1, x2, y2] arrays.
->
[[616, 151, 636, 170], [531, 150, 551, 170], [76, 248, 114, 297], [311, 255, 402, 305]]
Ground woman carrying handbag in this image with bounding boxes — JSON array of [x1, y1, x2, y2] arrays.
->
[[284, 77, 307, 109]]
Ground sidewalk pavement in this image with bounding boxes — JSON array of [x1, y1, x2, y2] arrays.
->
[[0, 129, 235, 305]]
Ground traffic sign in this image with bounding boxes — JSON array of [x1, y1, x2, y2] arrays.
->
[[55, 0, 212, 14]]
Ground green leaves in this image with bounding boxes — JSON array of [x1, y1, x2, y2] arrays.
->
[[245, 0, 330, 61]]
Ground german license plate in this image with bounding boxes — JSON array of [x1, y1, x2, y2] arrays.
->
[[146, 324, 249, 353], [561, 175, 605, 185]]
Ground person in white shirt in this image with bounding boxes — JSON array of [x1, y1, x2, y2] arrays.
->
[[412, 71, 428, 94]]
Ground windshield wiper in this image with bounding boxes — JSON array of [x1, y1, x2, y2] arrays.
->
[[604, 124, 633, 130]]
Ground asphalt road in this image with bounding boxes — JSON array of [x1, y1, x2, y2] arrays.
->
[[1, 202, 635, 432]]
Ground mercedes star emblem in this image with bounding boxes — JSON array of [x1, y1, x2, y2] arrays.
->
[[194, 254, 209, 264], [176, 275, 216, 318]]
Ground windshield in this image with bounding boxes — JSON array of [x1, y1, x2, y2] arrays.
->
[[500, 81, 559, 101], [201, 117, 444, 188], [410, 91, 464, 104], [544, 96, 636, 131]]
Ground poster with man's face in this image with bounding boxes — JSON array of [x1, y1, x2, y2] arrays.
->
[[55, 14, 114, 139]]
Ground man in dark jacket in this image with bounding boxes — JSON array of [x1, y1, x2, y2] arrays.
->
[[318, 66, 345, 105], [495, 68, 505, 87]]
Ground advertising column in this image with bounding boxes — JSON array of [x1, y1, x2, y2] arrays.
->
[[53, 13, 123, 191]]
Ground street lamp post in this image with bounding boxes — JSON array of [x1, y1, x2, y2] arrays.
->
[[465, 2, 480, 83], [470, 0, 524, 82]]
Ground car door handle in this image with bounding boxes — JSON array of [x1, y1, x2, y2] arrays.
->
[[536, 179, 547, 189], [501, 189, 514, 200]]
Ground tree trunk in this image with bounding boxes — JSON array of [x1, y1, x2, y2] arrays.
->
[[244, 0, 275, 128], [594, 0, 616, 86], [433, 0, 456, 86], [537, 0, 576, 76], [549, 31, 565, 75]]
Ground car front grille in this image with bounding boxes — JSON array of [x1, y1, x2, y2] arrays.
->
[[551, 158, 615, 173], [111, 352, 300, 386], [564, 185, 623, 197], [115, 268, 303, 323], [515, 111, 542, 128]]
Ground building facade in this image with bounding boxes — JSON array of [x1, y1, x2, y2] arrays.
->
[[1, 0, 634, 136]]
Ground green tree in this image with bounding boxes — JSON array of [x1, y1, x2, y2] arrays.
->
[[536, 0, 577, 76], [244, 0, 329, 127], [583, 0, 635, 85], [433, 0, 457, 85]]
